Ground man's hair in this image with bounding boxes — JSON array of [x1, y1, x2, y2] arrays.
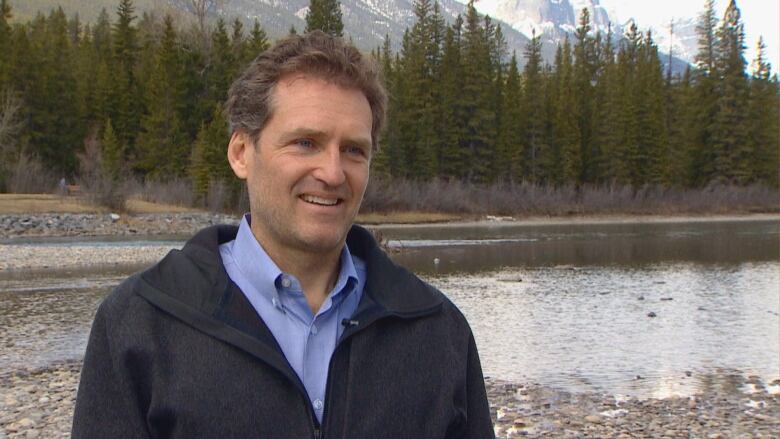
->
[[225, 31, 387, 151]]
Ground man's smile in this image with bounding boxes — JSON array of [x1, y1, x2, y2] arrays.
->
[[300, 194, 342, 206]]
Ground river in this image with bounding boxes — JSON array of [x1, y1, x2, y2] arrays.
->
[[1, 218, 778, 399]]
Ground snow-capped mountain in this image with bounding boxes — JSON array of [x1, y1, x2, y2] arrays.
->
[[467, 0, 695, 69], [218, 0, 531, 59]]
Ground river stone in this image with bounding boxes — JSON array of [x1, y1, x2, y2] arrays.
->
[[585, 415, 602, 424]]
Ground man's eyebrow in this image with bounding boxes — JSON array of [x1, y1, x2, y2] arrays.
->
[[283, 128, 371, 150]]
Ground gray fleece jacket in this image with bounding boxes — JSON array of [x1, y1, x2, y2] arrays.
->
[[71, 224, 494, 439]]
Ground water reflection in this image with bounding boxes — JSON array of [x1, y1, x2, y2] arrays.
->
[[386, 220, 780, 274], [430, 262, 780, 398]]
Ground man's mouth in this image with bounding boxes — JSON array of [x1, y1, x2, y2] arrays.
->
[[300, 194, 341, 206]]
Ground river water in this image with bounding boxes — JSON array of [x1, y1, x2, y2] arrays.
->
[[1, 219, 778, 399]]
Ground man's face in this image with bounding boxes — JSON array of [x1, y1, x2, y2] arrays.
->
[[230, 74, 373, 257]]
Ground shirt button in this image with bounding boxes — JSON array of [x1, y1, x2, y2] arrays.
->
[[313, 399, 323, 410], [310, 325, 318, 335], [281, 277, 292, 288]]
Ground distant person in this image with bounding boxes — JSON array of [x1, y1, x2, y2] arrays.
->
[[71, 31, 493, 438], [58, 177, 67, 197]]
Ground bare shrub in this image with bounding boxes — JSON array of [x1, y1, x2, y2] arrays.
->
[[6, 151, 59, 193], [361, 178, 780, 217], [140, 178, 196, 207], [76, 128, 131, 212], [206, 179, 231, 212]]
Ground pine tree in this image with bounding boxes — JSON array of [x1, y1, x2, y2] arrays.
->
[[136, 15, 188, 178], [711, 0, 750, 183], [110, 0, 141, 167], [207, 18, 236, 107], [593, 24, 622, 183], [635, 31, 669, 185], [102, 118, 122, 181], [461, 1, 496, 182], [190, 105, 229, 199], [572, 8, 597, 183], [521, 29, 546, 182], [372, 35, 395, 177], [747, 37, 780, 186], [26, 8, 82, 173], [244, 19, 269, 63], [555, 38, 581, 185], [437, 18, 468, 179], [305, 0, 343, 37], [690, 0, 720, 184], [496, 52, 522, 181], [0, 0, 13, 86], [616, 23, 642, 185]]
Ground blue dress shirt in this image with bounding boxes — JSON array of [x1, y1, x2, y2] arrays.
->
[[219, 215, 365, 423]]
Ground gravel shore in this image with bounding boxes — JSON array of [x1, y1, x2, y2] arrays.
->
[[1, 362, 778, 438], [0, 213, 238, 240]]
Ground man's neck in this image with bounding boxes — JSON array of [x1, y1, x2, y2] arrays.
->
[[249, 226, 342, 315]]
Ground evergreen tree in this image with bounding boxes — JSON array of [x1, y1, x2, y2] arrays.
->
[[635, 31, 669, 185], [436, 18, 468, 179], [521, 29, 546, 182], [110, 0, 141, 166], [25, 8, 82, 173], [0, 0, 13, 86], [190, 105, 230, 199], [207, 18, 236, 107], [747, 37, 780, 185], [690, 0, 720, 184], [305, 0, 343, 37], [555, 38, 581, 185], [572, 8, 597, 183], [461, 1, 496, 182], [711, 0, 750, 183], [136, 15, 188, 178], [102, 118, 122, 181], [593, 24, 622, 183], [496, 52, 522, 181], [244, 19, 269, 63]]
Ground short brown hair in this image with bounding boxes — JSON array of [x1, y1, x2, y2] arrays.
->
[[225, 31, 387, 151]]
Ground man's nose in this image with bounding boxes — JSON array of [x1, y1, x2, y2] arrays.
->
[[312, 145, 347, 187]]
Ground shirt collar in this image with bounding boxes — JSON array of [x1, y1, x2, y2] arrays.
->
[[232, 214, 359, 305]]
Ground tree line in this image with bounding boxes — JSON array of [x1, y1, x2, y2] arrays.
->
[[0, 0, 777, 203], [374, 0, 778, 187]]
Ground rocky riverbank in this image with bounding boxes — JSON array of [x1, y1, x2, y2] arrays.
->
[[1, 362, 778, 438], [0, 213, 238, 240]]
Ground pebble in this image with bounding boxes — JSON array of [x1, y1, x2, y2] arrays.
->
[[1, 363, 779, 438]]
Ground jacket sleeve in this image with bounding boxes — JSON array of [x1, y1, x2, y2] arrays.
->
[[71, 299, 151, 438], [463, 332, 495, 439]]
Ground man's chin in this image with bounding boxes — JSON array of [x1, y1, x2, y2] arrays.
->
[[293, 228, 350, 254]]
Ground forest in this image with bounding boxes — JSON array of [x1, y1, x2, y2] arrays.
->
[[0, 0, 777, 213]]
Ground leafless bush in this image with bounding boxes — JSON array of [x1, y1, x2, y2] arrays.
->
[[6, 151, 59, 193], [206, 179, 232, 212], [76, 129, 131, 212], [361, 178, 780, 216], [139, 178, 196, 207]]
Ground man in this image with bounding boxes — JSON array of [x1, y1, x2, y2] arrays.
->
[[72, 31, 493, 438]]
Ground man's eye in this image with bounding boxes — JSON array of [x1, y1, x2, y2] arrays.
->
[[345, 145, 367, 157], [295, 139, 314, 149]]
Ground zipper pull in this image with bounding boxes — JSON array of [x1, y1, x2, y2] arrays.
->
[[313, 428, 322, 439]]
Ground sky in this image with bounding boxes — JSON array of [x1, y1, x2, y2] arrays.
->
[[468, 0, 779, 71], [599, 0, 779, 69]]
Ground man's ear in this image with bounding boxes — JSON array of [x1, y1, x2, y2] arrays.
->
[[227, 131, 251, 180]]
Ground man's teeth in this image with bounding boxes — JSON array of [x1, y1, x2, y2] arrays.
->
[[301, 195, 339, 206]]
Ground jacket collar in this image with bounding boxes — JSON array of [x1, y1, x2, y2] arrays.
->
[[148, 223, 443, 318]]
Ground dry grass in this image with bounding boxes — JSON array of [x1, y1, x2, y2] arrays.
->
[[0, 194, 200, 214], [356, 211, 465, 225]]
